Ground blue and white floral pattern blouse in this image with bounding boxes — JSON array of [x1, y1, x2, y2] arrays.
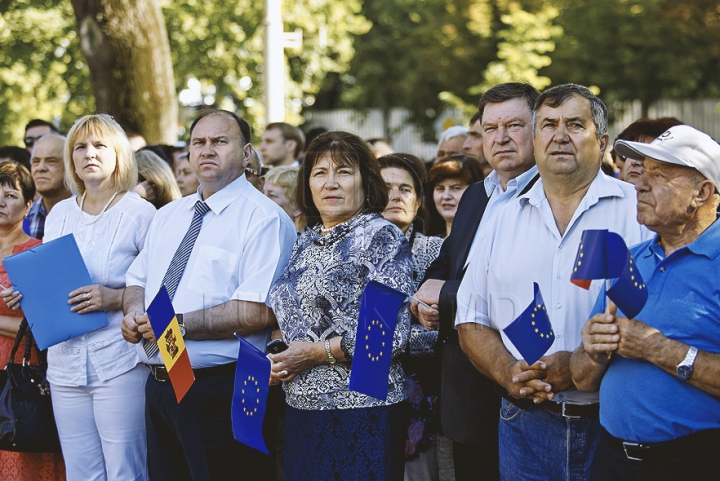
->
[[269, 212, 413, 410]]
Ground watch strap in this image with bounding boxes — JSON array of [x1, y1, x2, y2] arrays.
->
[[176, 313, 186, 338], [676, 345, 698, 381]]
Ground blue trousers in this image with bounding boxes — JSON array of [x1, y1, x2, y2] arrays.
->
[[498, 398, 601, 481]]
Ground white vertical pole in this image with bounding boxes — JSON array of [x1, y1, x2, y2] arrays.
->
[[264, 0, 285, 122]]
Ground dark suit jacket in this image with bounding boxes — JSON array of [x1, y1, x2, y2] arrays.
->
[[423, 174, 537, 445]]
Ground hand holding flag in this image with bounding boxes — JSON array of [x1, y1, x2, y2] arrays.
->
[[147, 286, 195, 402]]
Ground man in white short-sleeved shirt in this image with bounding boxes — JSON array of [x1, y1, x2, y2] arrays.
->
[[122, 109, 296, 481], [455, 85, 651, 481]]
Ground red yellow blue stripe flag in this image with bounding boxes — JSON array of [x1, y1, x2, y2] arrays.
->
[[147, 286, 195, 402]]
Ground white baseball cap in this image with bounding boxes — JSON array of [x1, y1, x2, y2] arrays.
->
[[614, 125, 720, 190]]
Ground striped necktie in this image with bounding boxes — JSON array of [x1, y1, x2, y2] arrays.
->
[[144, 200, 211, 358]]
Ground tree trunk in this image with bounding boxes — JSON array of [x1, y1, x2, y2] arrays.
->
[[71, 0, 177, 144]]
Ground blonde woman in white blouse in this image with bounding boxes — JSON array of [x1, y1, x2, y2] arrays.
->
[[4, 114, 156, 480]]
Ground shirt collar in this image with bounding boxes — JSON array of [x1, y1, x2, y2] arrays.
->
[[196, 174, 249, 215], [647, 217, 720, 261], [484, 165, 539, 197], [29, 197, 46, 216], [520, 170, 627, 208]]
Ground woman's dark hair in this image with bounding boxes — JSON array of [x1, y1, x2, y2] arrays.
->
[[297, 130, 388, 226], [0, 161, 35, 205], [378, 153, 429, 234], [426, 155, 484, 236]]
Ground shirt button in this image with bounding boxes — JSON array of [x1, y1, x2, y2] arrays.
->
[[559, 244, 564, 249], [557, 274, 562, 279], [556, 334, 561, 339], [555, 303, 561, 309], [659, 267, 666, 272]]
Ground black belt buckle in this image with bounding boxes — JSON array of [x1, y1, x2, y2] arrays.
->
[[148, 364, 169, 382], [561, 403, 582, 419], [622, 441, 645, 461]]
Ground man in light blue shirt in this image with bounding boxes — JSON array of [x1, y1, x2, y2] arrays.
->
[[572, 124, 720, 481], [456, 84, 650, 480], [414, 82, 539, 480]]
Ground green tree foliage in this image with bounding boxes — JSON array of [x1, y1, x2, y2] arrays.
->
[[543, 0, 720, 117], [159, 0, 370, 134], [314, 0, 502, 140], [313, 0, 561, 141], [473, 1, 561, 92], [0, 0, 92, 145], [1, 0, 368, 145], [439, 0, 562, 120]]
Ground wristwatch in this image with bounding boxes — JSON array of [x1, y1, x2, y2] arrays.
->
[[676, 346, 698, 381], [176, 313, 186, 338], [324, 339, 337, 366]]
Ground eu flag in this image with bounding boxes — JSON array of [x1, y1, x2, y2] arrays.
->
[[503, 283, 555, 366], [348, 280, 407, 401], [231, 335, 270, 455], [570, 229, 647, 318], [147, 286, 194, 402]]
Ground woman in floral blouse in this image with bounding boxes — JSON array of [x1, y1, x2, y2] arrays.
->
[[268, 131, 413, 480]]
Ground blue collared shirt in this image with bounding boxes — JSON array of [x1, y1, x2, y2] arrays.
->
[[464, 165, 539, 268], [596, 219, 720, 442], [23, 198, 47, 240], [456, 171, 652, 403]]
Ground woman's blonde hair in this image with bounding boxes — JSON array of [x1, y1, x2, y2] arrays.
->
[[64, 114, 138, 194], [264, 165, 299, 204], [134, 150, 182, 208]]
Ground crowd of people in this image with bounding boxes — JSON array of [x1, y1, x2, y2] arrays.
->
[[0, 80, 718, 481]]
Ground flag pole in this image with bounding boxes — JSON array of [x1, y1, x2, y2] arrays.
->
[[605, 279, 613, 360]]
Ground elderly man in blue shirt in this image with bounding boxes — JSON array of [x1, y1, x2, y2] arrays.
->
[[571, 124, 720, 480]]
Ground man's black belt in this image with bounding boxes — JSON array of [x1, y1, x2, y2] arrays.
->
[[608, 429, 720, 462], [146, 362, 237, 382], [496, 387, 599, 419]]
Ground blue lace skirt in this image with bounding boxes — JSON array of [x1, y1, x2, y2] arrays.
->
[[285, 402, 407, 480]]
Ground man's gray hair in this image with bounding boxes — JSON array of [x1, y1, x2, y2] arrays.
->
[[30, 132, 66, 158], [532, 84, 608, 139], [437, 126, 469, 149]]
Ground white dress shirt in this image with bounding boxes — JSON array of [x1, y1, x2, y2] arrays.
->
[[455, 171, 652, 403], [126, 175, 296, 368], [45, 192, 156, 386]]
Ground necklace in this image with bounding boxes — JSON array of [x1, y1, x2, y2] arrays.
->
[[79, 190, 119, 225]]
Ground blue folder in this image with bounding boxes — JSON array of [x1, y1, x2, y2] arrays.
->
[[4, 234, 109, 350]]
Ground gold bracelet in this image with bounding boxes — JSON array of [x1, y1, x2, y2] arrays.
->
[[324, 339, 337, 366]]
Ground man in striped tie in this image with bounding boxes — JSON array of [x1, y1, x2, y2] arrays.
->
[[121, 109, 296, 481]]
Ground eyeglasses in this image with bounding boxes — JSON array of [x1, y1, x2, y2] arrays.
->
[[24, 136, 42, 148]]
